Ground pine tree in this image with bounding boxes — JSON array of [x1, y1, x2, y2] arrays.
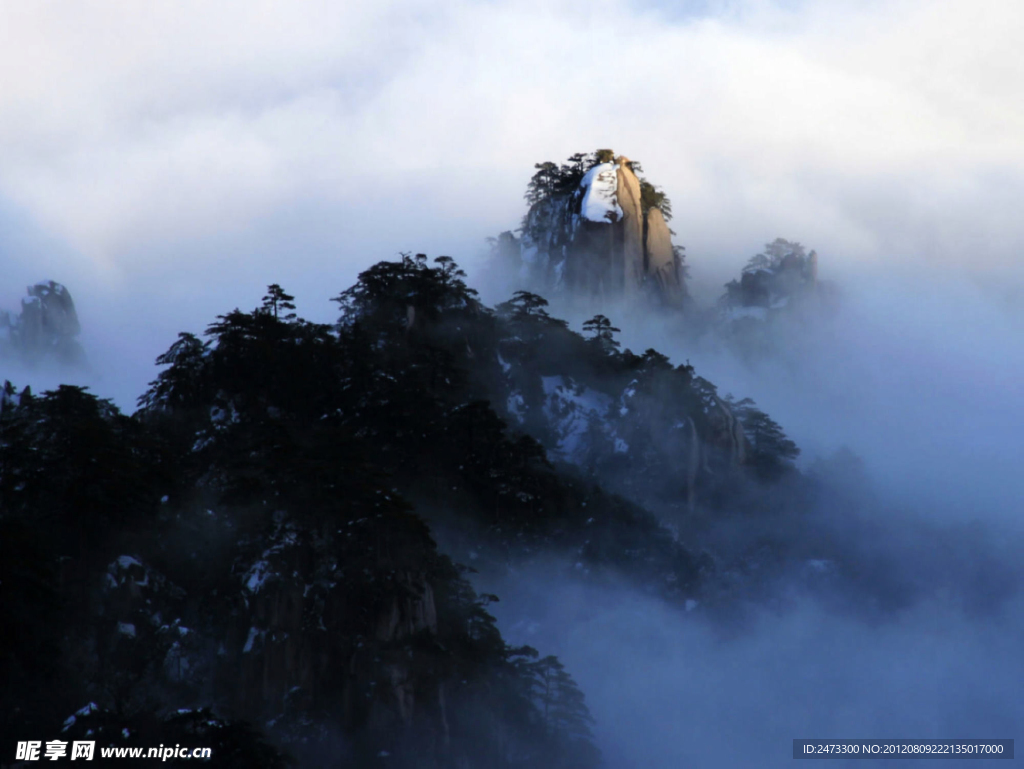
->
[[497, 291, 566, 326], [582, 314, 621, 352], [729, 396, 800, 479], [137, 332, 210, 410], [261, 284, 296, 320], [526, 655, 597, 750]]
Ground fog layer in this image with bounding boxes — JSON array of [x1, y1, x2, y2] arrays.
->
[[474, 253, 1024, 766], [3, 1, 1024, 414], [486, 573, 1023, 768]]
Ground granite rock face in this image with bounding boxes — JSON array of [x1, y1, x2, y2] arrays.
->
[[643, 207, 683, 297], [507, 150, 688, 307], [615, 157, 646, 300]]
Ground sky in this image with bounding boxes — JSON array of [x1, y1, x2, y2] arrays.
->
[[3, 0, 1021, 496], [2, 0, 1023, 324]]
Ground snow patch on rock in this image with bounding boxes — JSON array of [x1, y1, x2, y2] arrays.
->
[[580, 162, 623, 223], [542, 375, 613, 461]]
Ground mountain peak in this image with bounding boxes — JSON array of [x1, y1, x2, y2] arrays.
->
[[0, 280, 86, 367], [497, 149, 688, 308]]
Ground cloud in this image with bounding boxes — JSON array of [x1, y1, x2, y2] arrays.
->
[[0, 0, 1019, 438], [2, 0, 1023, 273], [486, 570, 1024, 768], [0, 0, 1018, 497]]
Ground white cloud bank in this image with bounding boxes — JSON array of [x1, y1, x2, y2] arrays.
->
[[0, 0, 1021, 400]]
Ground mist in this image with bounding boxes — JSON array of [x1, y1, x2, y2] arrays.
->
[[682, 263, 1024, 526], [4, 0, 1024, 414], [469, 254, 1024, 766], [482, 571, 1024, 768]]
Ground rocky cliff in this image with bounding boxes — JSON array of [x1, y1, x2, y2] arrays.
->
[[714, 238, 837, 352], [720, 238, 818, 313], [501, 150, 688, 308], [0, 280, 86, 367]]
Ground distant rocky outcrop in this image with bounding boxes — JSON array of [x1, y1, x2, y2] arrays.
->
[[0, 281, 86, 367], [714, 238, 839, 338], [496, 150, 689, 307], [722, 239, 817, 311]]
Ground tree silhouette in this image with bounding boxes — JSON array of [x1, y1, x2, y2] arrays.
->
[[261, 284, 296, 320], [497, 291, 567, 328], [729, 396, 800, 480], [582, 314, 621, 351], [523, 654, 597, 754]]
